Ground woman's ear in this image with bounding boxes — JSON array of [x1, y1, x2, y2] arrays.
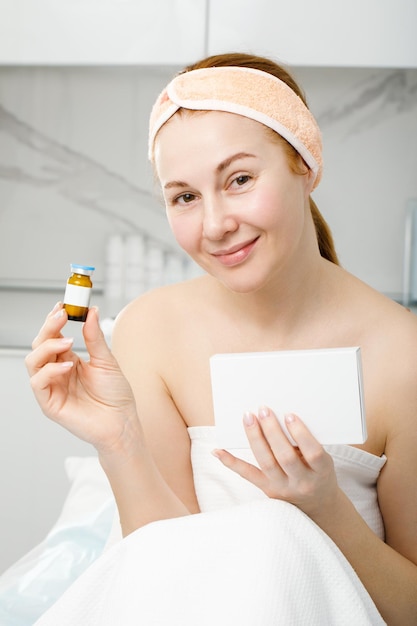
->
[[304, 168, 316, 197]]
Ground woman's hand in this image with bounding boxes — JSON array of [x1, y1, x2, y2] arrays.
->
[[213, 406, 340, 519], [25, 303, 141, 457]]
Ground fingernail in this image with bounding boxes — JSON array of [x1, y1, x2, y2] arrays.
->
[[259, 406, 270, 419], [51, 301, 61, 313], [60, 361, 74, 368], [53, 309, 65, 320], [285, 413, 296, 423], [60, 337, 74, 345], [243, 411, 255, 426]]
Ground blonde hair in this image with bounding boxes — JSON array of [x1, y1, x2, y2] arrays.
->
[[182, 53, 339, 265]]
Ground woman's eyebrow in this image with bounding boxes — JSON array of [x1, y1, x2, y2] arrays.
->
[[163, 152, 256, 191], [164, 180, 189, 191], [216, 152, 256, 173]]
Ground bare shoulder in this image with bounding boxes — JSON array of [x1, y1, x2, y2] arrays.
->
[[113, 277, 204, 336], [369, 297, 417, 422], [349, 277, 417, 380], [114, 282, 187, 327], [333, 266, 417, 361], [346, 270, 417, 408], [111, 276, 211, 368], [329, 266, 417, 440]]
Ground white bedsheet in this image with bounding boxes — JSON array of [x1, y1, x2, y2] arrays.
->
[[34, 499, 385, 626]]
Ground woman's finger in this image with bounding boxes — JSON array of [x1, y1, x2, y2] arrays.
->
[[211, 448, 267, 489], [25, 336, 75, 376], [255, 407, 326, 475], [242, 409, 287, 478], [29, 360, 74, 417], [82, 307, 115, 366], [284, 413, 329, 472], [31, 302, 67, 350], [245, 406, 309, 482]]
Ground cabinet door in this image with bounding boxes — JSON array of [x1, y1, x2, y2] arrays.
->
[[0, 348, 92, 572], [208, 0, 417, 68], [0, 0, 206, 65]]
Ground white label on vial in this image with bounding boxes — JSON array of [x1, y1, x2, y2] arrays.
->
[[64, 284, 91, 307]]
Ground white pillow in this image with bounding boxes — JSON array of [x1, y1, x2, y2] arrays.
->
[[0, 456, 116, 626], [60, 456, 114, 522]]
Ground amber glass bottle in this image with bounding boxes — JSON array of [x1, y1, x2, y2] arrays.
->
[[63, 264, 95, 322]]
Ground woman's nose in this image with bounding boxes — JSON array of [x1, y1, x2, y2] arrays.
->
[[202, 198, 238, 240]]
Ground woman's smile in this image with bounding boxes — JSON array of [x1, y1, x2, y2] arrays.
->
[[210, 236, 260, 267]]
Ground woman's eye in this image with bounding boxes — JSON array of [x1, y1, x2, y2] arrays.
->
[[175, 193, 196, 205], [232, 174, 251, 187]]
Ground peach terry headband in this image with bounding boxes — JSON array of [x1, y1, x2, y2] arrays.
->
[[148, 66, 323, 189]]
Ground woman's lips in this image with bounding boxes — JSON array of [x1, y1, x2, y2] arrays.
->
[[212, 237, 259, 267]]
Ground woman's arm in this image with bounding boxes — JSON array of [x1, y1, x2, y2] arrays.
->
[[25, 303, 192, 536], [111, 294, 201, 517]]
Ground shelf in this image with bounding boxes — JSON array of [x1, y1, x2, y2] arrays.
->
[[0, 279, 104, 294]]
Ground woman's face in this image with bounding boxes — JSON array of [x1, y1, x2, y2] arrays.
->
[[154, 110, 314, 293]]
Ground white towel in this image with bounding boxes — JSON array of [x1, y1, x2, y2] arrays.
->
[[34, 499, 385, 626]]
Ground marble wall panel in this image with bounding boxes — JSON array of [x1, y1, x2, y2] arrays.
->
[[0, 65, 416, 329]]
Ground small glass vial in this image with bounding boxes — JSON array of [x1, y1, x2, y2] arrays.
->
[[63, 264, 95, 322]]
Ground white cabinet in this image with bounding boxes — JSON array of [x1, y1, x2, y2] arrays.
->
[[208, 0, 417, 68], [0, 348, 92, 572], [0, 0, 207, 65], [2, 0, 415, 67]]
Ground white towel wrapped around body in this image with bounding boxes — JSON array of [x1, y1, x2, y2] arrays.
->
[[34, 499, 384, 626]]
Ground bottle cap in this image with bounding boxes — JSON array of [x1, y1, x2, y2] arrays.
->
[[70, 263, 95, 276]]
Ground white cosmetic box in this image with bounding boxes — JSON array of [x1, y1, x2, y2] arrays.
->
[[210, 347, 366, 448]]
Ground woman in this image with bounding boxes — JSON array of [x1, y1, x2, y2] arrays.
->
[[26, 53, 417, 625]]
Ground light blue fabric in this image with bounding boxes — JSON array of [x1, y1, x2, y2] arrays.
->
[[0, 497, 115, 626]]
